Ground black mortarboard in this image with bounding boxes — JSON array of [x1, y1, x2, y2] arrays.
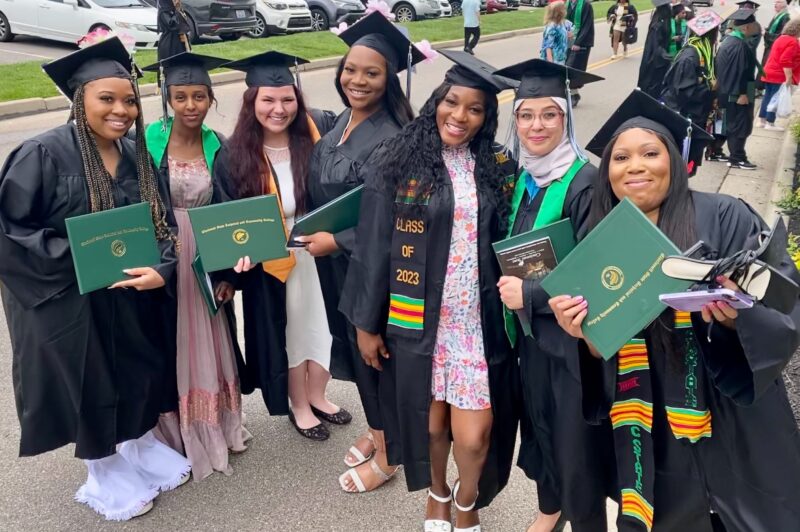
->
[[651, 0, 671, 7], [225, 51, 309, 88], [672, 3, 686, 15], [735, 0, 760, 8], [727, 8, 757, 25], [42, 36, 136, 101], [494, 59, 603, 100], [337, 12, 425, 73], [142, 52, 228, 87], [439, 49, 513, 95], [586, 89, 713, 159]]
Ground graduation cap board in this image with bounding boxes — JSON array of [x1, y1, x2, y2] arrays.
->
[[494, 58, 603, 100], [586, 88, 714, 161], [688, 10, 723, 36], [735, 0, 760, 8], [225, 51, 309, 88], [651, 0, 671, 8], [42, 36, 137, 101], [439, 49, 513, 94], [142, 52, 228, 88], [727, 8, 757, 25], [336, 11, 425, 73]]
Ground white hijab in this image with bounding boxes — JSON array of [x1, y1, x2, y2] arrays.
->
[[516, 97, 577, 188]]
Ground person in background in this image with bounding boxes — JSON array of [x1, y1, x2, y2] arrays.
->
[[668, 4, 688, 58], [758, 17, 800, 130], [763, 0, 790, 65], [565, 0, 595, 106], [463, 0, 482, 55], [637, 1, 672, 98], [541, 1, 570, 64], [607, 0, 638, 59]]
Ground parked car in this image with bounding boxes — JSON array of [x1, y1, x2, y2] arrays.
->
[[485, 0, 507, 13], [519, 0, 545, 6], [439, 0, 452, 17], [250, 0, 312, 37], [307, 0, 364, 30], [0, 0, 157, 46], [140, 0, 256, 42], [506, 0, 518, 9], [691, 0, 714, 5], [448, 0, 486, 16], [384, 0, 441, 22]]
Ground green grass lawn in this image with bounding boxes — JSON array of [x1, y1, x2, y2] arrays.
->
[[0, 1, 647, 103]]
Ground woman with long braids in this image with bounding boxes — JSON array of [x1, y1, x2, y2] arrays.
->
[[0, 37, 190, 520], [217, 51, 344, 442], [551, 89, 800, 530], [141, 52, 252, 480], [303, 11, 426, 493], [340, 51, 518, 532]]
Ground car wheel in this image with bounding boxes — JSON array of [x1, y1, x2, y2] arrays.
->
[[310, 8, 329, 31], [451, 1, 462, 15], [220, 33, 242, 41], [0, 10, 13, 42], [249, 13, 268, 38], [393, 3, 416, 22]]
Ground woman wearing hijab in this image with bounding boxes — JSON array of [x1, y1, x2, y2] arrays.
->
[[551, 88, 800, 531], [142, 52, 252, 480], [492, 59, 615, 532], [302, 11, 426, 493], [340, 50, 519, 532], [0, 36, 190, 520]]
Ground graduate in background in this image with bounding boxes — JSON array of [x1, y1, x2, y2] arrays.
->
[[565, 0, 595, 106], [667, 4, 688, 59], [553, 88, 800, 532], [763, 0, 790, 65], [157, 0, 191, 59], [142, 52, 252, 480], [340, 51, 519, 532], [492, 59, 616, 532], [715, 9, 760, 170], [0, 36, 190, 521], [637, 0, 672, 98]]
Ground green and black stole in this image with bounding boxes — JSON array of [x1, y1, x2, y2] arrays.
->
[[569, 0, 585, 37], [668, 18, 688, 57], [503, 158, 586, 345], [767, 11, 789, 43], [611, 310, 712, 531]]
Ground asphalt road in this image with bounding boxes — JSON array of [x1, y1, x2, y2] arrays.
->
[[0, 5, 774, 530]]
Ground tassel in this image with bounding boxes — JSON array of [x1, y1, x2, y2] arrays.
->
[[681, 122, 692, 163], [158, 65, 169, 131], [406, 44, 413, 98], [565, 78, 587, 161], [295, 57, 302, 91]]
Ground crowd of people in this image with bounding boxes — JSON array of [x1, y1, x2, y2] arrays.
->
[[2, 2, 800, 531]]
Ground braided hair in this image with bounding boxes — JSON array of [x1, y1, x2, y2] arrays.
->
[[72, 80, 174, 244]]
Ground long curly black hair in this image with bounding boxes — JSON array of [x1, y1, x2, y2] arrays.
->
[[373, 82, 510, 230]]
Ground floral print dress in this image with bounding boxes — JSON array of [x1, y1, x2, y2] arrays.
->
[[541, 22, 569, 64], [431, 145, 491, 411]]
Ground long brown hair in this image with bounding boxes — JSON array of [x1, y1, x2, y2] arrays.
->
[[226, 85, 314, 214]]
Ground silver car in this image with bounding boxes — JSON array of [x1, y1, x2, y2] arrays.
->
[[385, 0, 441, 22]]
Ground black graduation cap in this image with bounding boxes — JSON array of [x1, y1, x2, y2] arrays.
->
[[735, 0, 760, 8], [337, 11, 425, 73], [727, 8, 757, 25], [494, 59, 603, 100], [672, 3, 686, 15], [42, 36, 136, 101], [586, 89, 713, 159], [651, 0, 671, 8], [439, 49, 513, 95], [225, 51, 309, 88], [142, 52, 228, 88]]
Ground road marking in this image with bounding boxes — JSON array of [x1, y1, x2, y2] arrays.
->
[[0, 47, 54, 60]]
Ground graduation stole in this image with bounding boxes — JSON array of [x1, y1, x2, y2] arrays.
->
[[611, 311, 712, 531], [261, 114, 322, 282], [386, 179, 431, 337], [668, 19, 687, 57], [502, 159, 586, 346], [686, 36, 715, 86], [769, 11, 788, 34], [569, 0, 585, 37]]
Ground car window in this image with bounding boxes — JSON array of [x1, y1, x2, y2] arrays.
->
[[92, 0, 148, 7]]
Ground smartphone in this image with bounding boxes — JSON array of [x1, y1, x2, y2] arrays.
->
[[659, 288, 755, 312]]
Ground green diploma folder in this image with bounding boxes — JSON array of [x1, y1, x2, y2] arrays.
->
[[65, 202, 161, 295], [287, 185, 364, 248], [540, 198, 692, 360], [192, 254, 219, 316], [492, 219, 577, 336], [188, 195, 289, 273]]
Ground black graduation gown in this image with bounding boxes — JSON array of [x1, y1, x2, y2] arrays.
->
[[513, 164, 618, 524], [307, 107, 403, 430], [0, 123, 178, 459], [566, 0, 595, 77], [637, 7, 672, 99], [763, 11, 789, 65], [580, 191, 800, 531], [157, 0, 191, 58], [339, 152, 520, 508], [715, 34, 756, 139]]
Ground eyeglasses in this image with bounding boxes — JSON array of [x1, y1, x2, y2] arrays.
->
[[514, 109, 565, 128]]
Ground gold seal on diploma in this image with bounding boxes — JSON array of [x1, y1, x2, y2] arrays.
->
[[601, 266, 624, 291], [232, 228, 249, 245], [111, 239, 127, 258]]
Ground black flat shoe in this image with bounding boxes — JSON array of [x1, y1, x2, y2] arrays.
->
[[311, 405, 353, 425], [288, 411, 330, 441]]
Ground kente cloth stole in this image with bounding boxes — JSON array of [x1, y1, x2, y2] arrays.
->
[[387, 179, 430, 337], [610, 311, 712, 531], [261, 114, 322, 282], [502, 159, 586, 346], [570, 0, 584, 36]]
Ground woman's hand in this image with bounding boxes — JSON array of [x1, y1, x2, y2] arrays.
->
[[296, 232, 339, 257], [356, 328, 390, 371], [548, 295, 588, 339], [497, 276, 524, 310], [700, 276, 740, 330], [214, 281, 235, 304], [233, 256, 256, 273], [110, 267, 165, 291]]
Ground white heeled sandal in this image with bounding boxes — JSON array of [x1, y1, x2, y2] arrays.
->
[[453, 481, 481, 532], [424, 486, 453, 532]]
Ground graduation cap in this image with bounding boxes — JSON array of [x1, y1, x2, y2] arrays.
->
[[336, 11, 425, 74], [225, 51, 309, 88], [42, 36, 137, 101], [727, 8, 757, 25], [687, 9, 723, 36], [651, 0, 671, 8], [439, 49, 513, 95], [494, 59, 603, 100], [586, 89, 713, 166], [672, 3, 686, 15], [142, 52, 228, 88], [735, 0, 760, 8]]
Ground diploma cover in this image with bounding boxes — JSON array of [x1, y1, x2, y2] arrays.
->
[[287, 185, 364, 248]]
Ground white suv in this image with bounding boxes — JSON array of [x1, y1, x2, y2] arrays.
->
[[0, 0, 158, 47], [386, 0, 441, 22], [251, 0, 312, 38]]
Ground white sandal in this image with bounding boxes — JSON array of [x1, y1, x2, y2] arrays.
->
[[343, 432, 375, 468], [453, 480, 480, 532], [424, 486, 453, 532], [338, 459, 400, 493]]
